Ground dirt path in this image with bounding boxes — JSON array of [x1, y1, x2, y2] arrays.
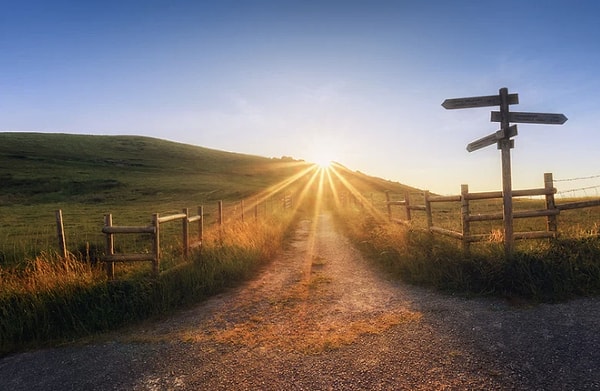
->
[[2, 212, 600, 390]]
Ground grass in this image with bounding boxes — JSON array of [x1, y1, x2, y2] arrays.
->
[[0, 214, 296, 355], [335, 203, 600, 302]]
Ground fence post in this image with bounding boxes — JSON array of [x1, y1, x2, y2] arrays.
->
[[241, 200, 245, 223], [152, 213, 160, 277], [104, 214, 115, 279], [424, 190, 432, 231], [183, 208, 190, 257], [544, 172, 558, 236], [217, 201, 224, 244], [385, 191, 392, 221], [55, 209, 68, 259], [198, 205, 204, 246], [461, 184, 471, 255], [254, 199, 259, 221], [404, 191, 412, 221], [218, 201, 223, 226]]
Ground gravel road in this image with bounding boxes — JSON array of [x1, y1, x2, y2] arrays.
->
[[1, 212, 599, 390]]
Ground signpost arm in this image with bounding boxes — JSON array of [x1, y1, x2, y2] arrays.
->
[[499, 87, 514, 257]]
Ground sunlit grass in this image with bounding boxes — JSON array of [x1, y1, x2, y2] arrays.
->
[[0, 251, 102, 295], [0, 212, 296, 355], [334, 203, 600, 301]]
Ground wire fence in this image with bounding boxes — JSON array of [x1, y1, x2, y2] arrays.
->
[[554, 173, 600, 199], [0, 194, 292, 267]]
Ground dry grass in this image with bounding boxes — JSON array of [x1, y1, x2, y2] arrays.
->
[[0, 212, 295, 356], [335, 204, 600, 301], [0, 252, 102, 295]]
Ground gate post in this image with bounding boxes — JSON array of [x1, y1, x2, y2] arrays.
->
[[198, 206, 204, 246], [104, 214, 115, 279], [152, 213, 160, 277], [424, 190, 432, 231], [385, 191, 392, 221], [404, 191, 412, 221], [544, 173, 558, 236], [183, 208, 190, 257], [55, 209, 68, 259], [218, 201, 223, 226], [461, 184, 471, 255]]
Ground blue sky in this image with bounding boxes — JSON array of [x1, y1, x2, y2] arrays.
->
[[2, 0, 600, 195]]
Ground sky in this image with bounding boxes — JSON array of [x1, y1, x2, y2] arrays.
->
[[2, 0, 600, 195]]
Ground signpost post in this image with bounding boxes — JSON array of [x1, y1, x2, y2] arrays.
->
[[498, 88, 514, 255], [442, 87, 567, 258]]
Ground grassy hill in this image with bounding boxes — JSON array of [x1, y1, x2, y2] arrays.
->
[[0, 132, 414, 205], [0, 132, 302, 205], [0, 132, 415, 264]]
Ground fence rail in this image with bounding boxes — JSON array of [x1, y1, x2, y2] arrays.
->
[[386, 173, 600, 253], [100, 207, 204, 278], [96, 195, 293, 279]]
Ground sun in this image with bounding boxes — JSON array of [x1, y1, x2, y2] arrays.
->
[[307, 143, 338, 170], [314, 157, 333, 169]]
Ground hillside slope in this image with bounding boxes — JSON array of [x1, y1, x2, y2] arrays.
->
[[0, 132, 415, 206]]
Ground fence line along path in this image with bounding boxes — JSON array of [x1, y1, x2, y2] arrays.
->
[[386, 172, 600, 253], [101, 207, 203, 279]]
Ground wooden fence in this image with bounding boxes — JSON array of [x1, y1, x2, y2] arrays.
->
[[386, 173, 600, 253], [50, 194, 293, 278], [101, 207, 204, 278], [96, 195, 293, 279]]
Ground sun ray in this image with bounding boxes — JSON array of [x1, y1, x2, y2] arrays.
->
[[245, 163, 318, 209], [327, 164, 389, 223], [237, 155, 394, 235]]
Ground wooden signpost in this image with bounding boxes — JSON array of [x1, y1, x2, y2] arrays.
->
[[442, 87, 567, 257], [491, 111, 568, 125], [466, 125, 518, 153], [441, 93, 519, 109]]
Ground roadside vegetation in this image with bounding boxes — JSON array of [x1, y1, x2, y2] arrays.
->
[[335, 203, 600, 302], [0, 214, 295, 355]]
